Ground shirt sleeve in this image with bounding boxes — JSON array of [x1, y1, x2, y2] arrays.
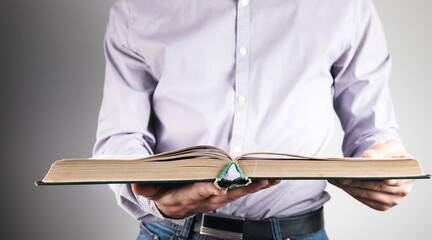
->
[[332, 0, 400, 157], [92, 0, 166, 222]]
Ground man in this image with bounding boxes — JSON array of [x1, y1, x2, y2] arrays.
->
[[93, 0, 415, 239]]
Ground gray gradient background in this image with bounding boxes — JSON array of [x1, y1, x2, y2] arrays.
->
[[1, 0, 430, 239]]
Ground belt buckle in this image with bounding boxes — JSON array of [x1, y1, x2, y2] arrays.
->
[[200, 212, 245, 240]]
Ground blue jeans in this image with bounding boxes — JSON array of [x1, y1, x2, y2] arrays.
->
[[137, 218, 328, 240]]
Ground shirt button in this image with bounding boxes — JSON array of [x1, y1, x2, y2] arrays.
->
[[238, 95, 246, 104], [240, 0, 249, 6], [239, 46, 248, 55]]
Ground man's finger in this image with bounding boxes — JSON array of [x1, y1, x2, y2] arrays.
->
[[335, 179, 415, 189], [363, 140, 407, 158], [132, 183, 161, 198], [350, 195, 395, 211], [191, 182, 227, 200], [330, 179, 413, 196], [261, 180, 281, 189], [383, 179, 415, 187], [227, 180, 270, 199], [213, 180, 270, 203], [342, 185, 404, 206], [269, 180, 281, 186], [133, 183, 189, 200]]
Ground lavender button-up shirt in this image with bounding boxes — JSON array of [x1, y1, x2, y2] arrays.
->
[[93, 0, 400, 222]]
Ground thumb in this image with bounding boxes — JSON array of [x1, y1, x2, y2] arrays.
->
[[363, 140, 407, 158], [190, 182, 227, 200], [363, 148, 380, 158]]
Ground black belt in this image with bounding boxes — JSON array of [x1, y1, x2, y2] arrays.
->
[[193, 207, 324, 240]]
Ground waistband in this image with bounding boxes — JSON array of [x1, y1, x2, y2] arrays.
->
[[192, 207, 324, 240]]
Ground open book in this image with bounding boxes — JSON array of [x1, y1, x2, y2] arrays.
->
[[36, 145, 430, 189]]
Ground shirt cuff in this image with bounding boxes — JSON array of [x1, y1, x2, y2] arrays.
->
[[347, 129, 401, 157], [136, 195, 193, 224]]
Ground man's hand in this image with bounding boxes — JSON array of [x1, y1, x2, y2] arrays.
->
[[132, 180, 280, 219], [328, 140, 415, 211]]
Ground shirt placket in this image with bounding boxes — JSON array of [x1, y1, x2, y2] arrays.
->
[[230, 0, 251, 158]]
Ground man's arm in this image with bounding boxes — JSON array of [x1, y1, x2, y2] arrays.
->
[[93, 0, 162, 222], [330, 0, 414, 210], [95, 0, 279, 221], [132, 180, 280, 219]]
